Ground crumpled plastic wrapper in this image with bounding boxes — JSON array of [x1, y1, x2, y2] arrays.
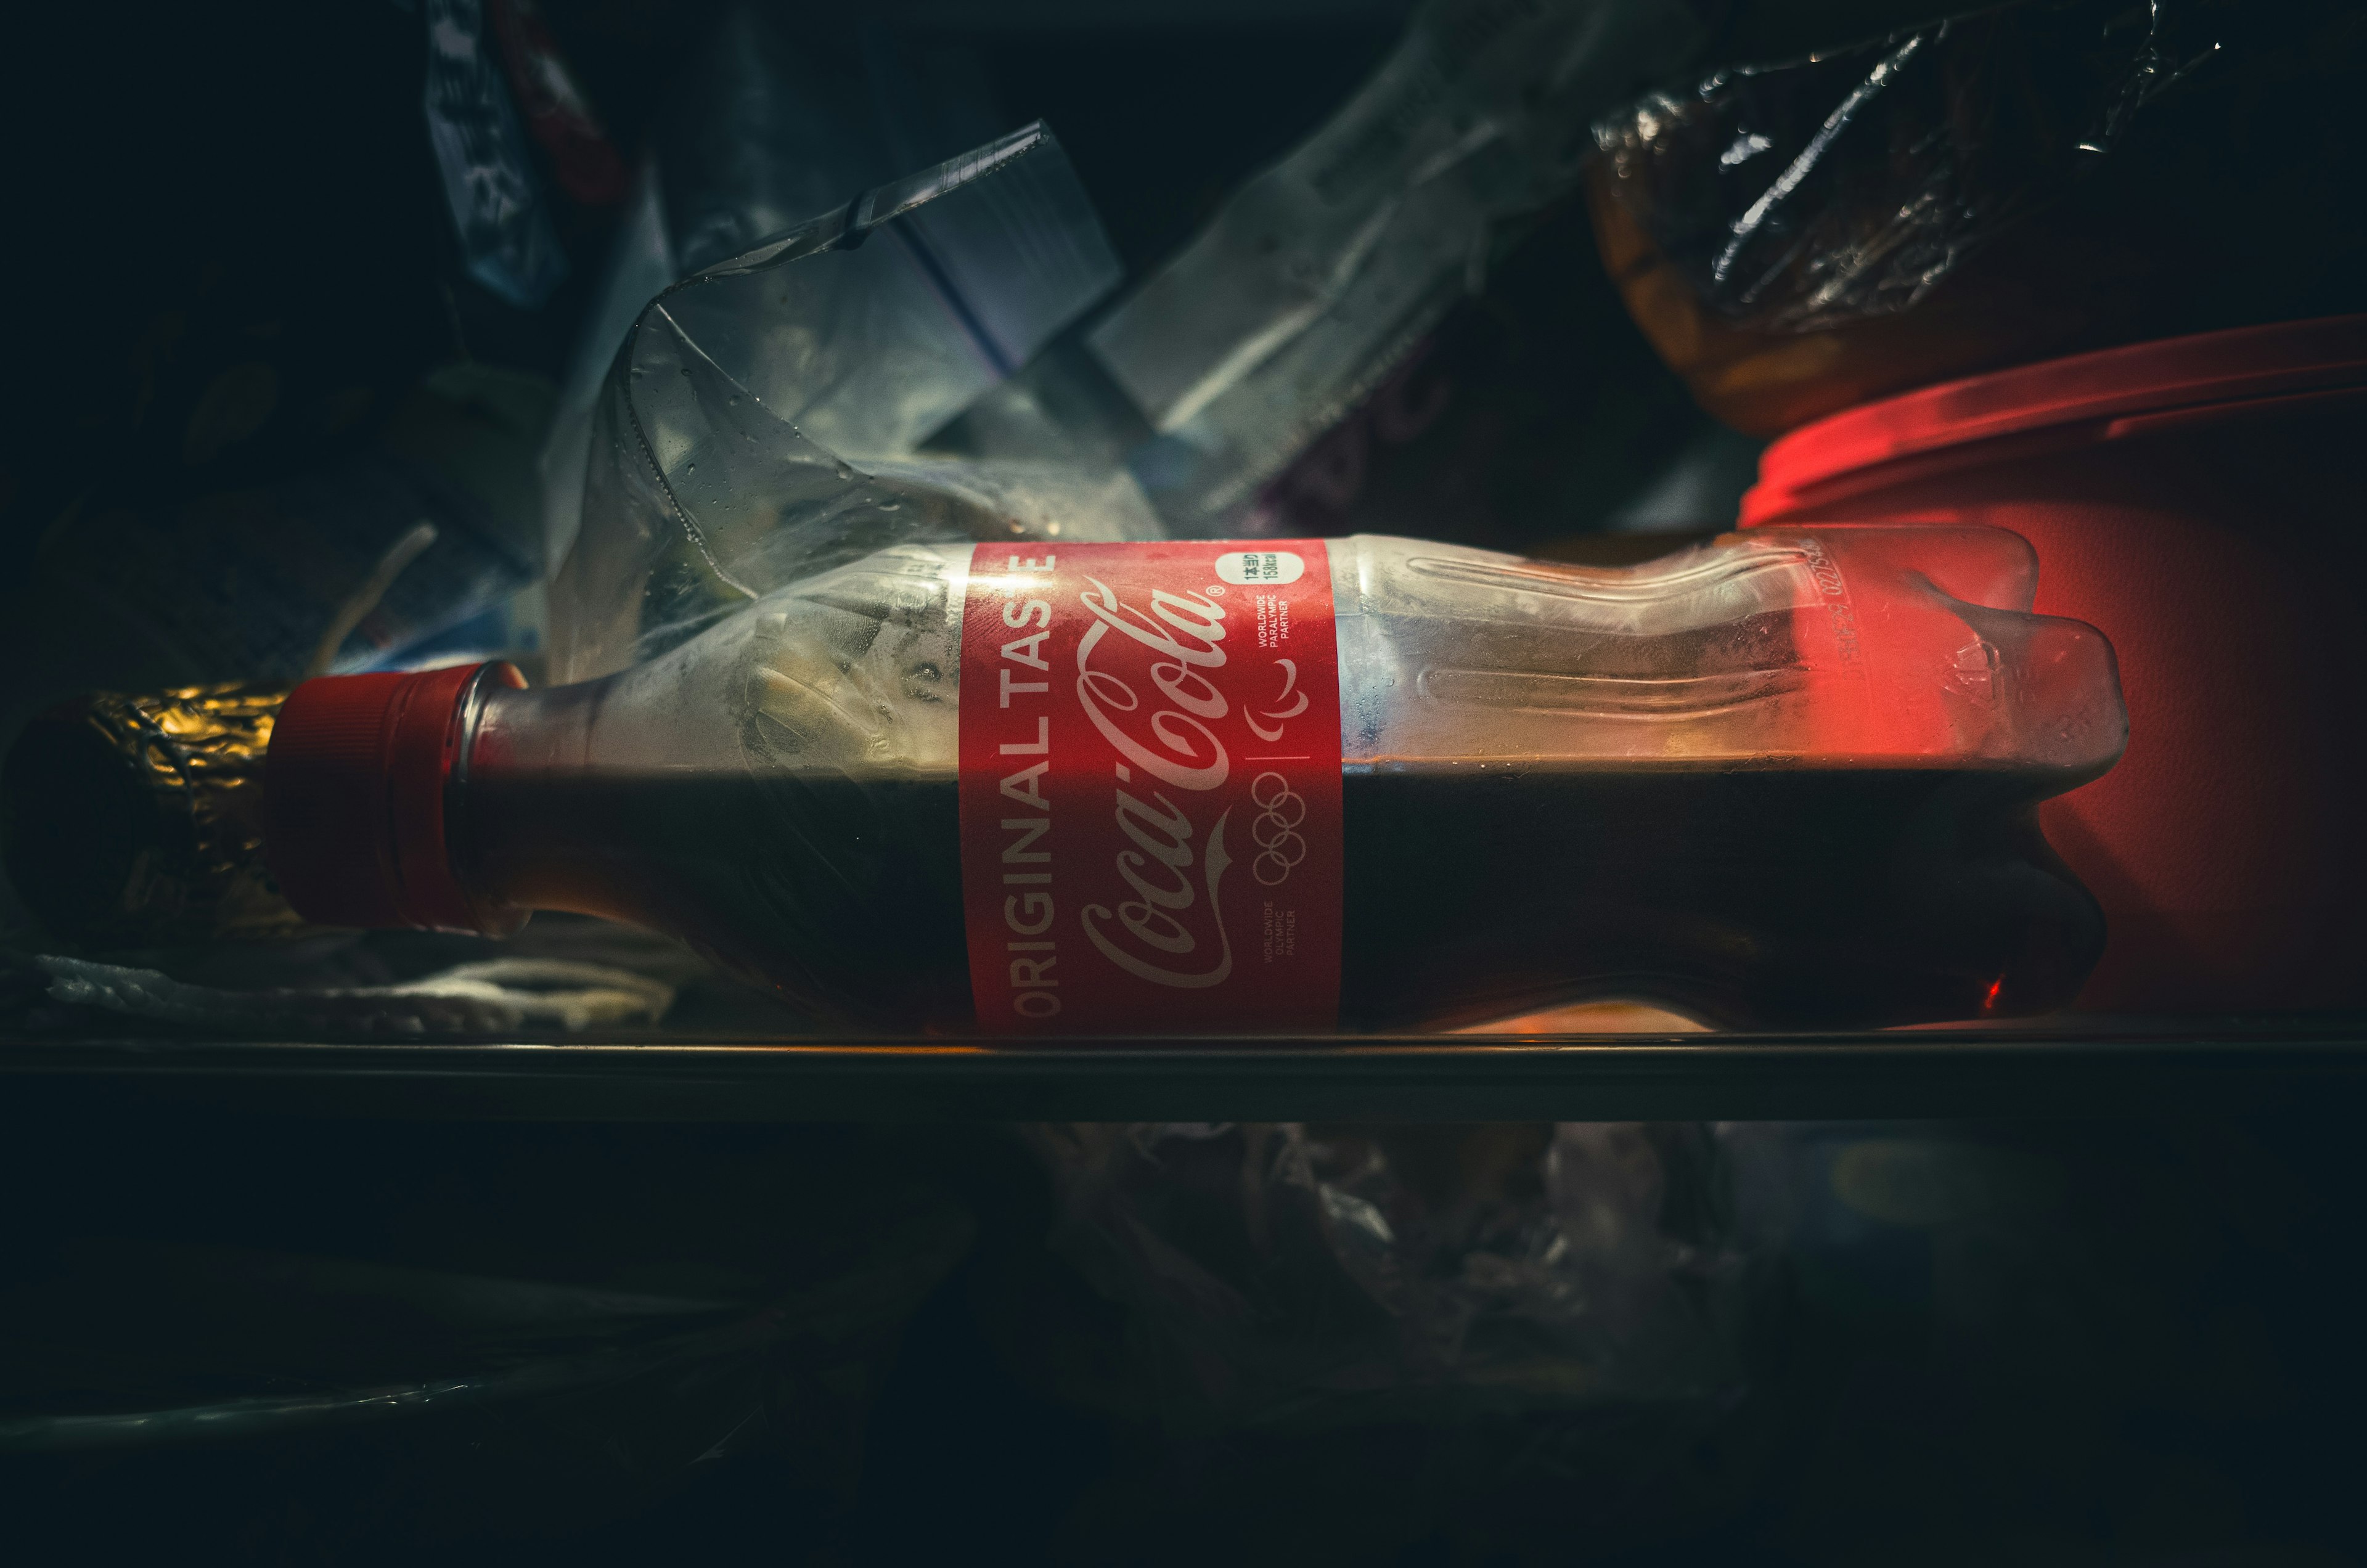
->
[[549, 124, 1151, 681], [1027, 1120, 1751, 1427], [1591, 0, 2222, 335], [1068, 0, 1706, 535], [31, 953, 674, 1035]]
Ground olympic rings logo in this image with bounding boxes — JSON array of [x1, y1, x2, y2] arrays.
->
[[1249, 772, 1307, 886]]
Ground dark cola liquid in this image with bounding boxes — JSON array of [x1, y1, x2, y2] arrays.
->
[[1341, 763, 2099, 1029], [456, 759, 2101, 1033], [457, 769, 972, 1031]]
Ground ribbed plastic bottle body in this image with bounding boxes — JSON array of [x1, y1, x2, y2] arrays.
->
[[449, 530, 2124, 1031]]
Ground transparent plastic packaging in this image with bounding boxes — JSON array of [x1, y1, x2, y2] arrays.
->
[[660, 133, 1120, 465], [456, 525, 2125, 1031], [1585, 0, 2367, 436], [1024, 1120, 1749, 1424], [538, 7, 1022, 584], [1066, 0, 1707, 534], [1588, 0, 2220, 336], [549, 125, 1145, 682]]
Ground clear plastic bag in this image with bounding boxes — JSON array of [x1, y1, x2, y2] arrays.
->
[[1590, 0, 2222, 335], [1074, 0, 1707, 535], [548, 125, 1148, 681], [538, 6, 1022, 581], [1025, 1120, 1751, 1425]]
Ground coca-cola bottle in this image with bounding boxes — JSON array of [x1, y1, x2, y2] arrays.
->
[[252, 525, 2122, 1034]]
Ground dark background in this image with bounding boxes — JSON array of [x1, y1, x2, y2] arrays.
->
[[1, 1101, 2363, 1564]]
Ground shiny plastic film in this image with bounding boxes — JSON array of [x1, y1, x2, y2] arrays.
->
[[1590, 0, 2223, 333], [1027, 1121, 1752, 1424], [550, 124, 1147, 682], [1081, 0, 1707, 534]]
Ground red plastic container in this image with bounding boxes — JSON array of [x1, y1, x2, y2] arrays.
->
[[1742, 316, 2367, 1011]]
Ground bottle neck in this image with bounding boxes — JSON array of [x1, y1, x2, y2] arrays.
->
[[271, 653, 794, 937], [447, 677, 639, 929]]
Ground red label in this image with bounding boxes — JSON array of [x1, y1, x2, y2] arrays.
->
[[958, 542, 1343, 1033]]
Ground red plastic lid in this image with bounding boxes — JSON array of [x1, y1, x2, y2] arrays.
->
[[264, 661, 523, 931], [1743, 315, 2367, 524]]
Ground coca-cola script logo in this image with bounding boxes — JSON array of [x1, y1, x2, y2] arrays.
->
[[1071, 576, 1248, 990], [960, 539, 1341, 1032]]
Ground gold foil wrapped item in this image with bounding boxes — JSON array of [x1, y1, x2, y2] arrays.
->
[[2, 685, 310, 946]]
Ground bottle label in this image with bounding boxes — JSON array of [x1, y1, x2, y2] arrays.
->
[[958, 542, 1344, 1032]]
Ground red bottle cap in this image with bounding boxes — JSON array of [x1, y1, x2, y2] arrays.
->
[[264, 661, 525, 931]]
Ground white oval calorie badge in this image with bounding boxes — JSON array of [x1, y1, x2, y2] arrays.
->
[[1215, 549, 1306, 586]]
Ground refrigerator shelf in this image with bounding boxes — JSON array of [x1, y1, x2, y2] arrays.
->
[[2, 1020, 2362, 1122]]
